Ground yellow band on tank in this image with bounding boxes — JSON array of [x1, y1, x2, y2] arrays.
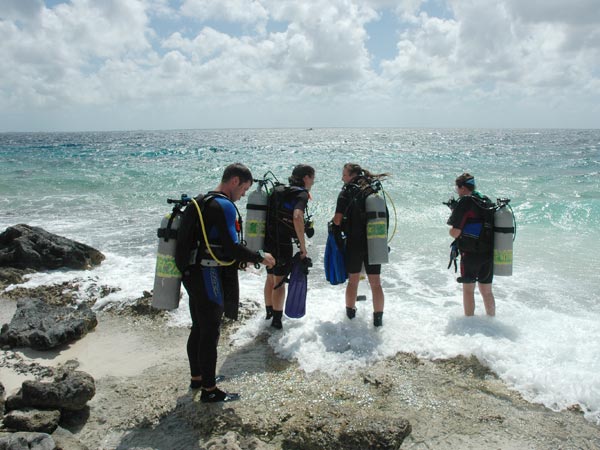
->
[[156, 253, 181, 278], [494, 249, 513, 265], [246, 220, 266, 237], [367, 220, 387, 239]]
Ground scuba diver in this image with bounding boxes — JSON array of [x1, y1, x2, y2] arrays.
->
[[263, 164, 315, 330], [175, 163, 275, 402], [331, 163, 389, 327], [447, 172, 496, 316]]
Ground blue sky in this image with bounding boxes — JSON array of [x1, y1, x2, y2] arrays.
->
[[1, 0, 599, 131]]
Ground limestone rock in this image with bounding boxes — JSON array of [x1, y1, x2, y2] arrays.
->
[[202, 431, 271, 450], [21, 371, 95, 411], [0, 224, 104, 271], [0, 298, 97, 350], [3, 408, 61, 434], [281, 410, 411, 450], [50, 427, 89, 450], [0, 432, 56, 450]]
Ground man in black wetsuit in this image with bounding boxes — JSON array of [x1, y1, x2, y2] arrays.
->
[[175, 163, 275, 402], [447, 173, 496, 317]]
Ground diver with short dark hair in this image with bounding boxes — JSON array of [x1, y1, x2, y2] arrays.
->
[[447, 172, 496, 316], [175, 163, 275, 402]]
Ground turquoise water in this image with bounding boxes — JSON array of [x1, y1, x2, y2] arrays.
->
[[1, 128, 599, 422]]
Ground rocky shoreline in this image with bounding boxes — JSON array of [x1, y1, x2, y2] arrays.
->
[[1, 289, 599, 449], [1, 225, 599, 449]]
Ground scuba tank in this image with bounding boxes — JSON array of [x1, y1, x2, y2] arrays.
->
[[493, 198, 515, 276], [365, 191, 389, 265], [245, 181, 269, 252], [151, 195, 189, 310]]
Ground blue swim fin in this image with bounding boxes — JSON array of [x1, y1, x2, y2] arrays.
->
[[325, 228, 347, 285], [285, 253, 311, 319]]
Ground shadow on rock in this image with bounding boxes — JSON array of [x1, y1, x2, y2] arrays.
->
[[114, 393, 235, 450], [219, 333, 293, 379]]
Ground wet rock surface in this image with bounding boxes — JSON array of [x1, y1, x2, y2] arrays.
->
[[0, 432, 56, 450], [0, 298, 97, 350], [0, 224, 104, 271]]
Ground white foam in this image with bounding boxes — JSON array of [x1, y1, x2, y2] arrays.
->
[[230, 258, 600, 424]]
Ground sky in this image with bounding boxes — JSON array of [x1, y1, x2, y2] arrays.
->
[[1, 0, 599, 131]]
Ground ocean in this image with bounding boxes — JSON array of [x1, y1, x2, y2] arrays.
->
[[1, 128, 599, 423]]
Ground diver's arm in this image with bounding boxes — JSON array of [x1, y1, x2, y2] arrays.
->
[[332, 212, 343, 226], [293, 208, 307, 257], [449, 227, 461, 239]]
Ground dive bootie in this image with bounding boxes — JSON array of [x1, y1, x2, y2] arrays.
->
[[346, 307, 356, 320], [265, 305, 274, 320], [200, 387, 240, 403], [271, 310, 283, 329], [373, 312, 383, 327]]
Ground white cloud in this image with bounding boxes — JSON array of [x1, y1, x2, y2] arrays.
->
[[1, 0, 44, 22], [379, 0, 600, 104], [180, 0, 269, 24], [0, 0, 599, 130]]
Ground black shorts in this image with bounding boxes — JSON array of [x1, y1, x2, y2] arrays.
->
[[265, 239, 294, 276], [460, 252, 493, 284], [345, 242, 381, 275]]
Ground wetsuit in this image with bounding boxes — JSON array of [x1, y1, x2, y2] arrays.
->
[[264, 185, 309, 276], [175, 191, 262, 389], [447, 192, 494, 283], [335, 182, 382, 275]]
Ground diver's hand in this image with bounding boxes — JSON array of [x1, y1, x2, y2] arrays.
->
[[299, 248, 308, 259], [261, 252, 276, 269]]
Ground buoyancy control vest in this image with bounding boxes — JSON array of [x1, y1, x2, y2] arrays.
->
[[341, 176, 389, 264], [456, 192, 495, 254], [266, 184, 309, 240], [181, 192, 243, 269]]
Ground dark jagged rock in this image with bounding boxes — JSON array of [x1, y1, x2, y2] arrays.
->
[[0, 381, 5, 415], [0, 298, 97, 350], [0, 432, 55, 450], [0, 224, 104, 271], [21, 371, 95, 411], [3, 408, 61, 434], [5, 390, 27, 412]]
